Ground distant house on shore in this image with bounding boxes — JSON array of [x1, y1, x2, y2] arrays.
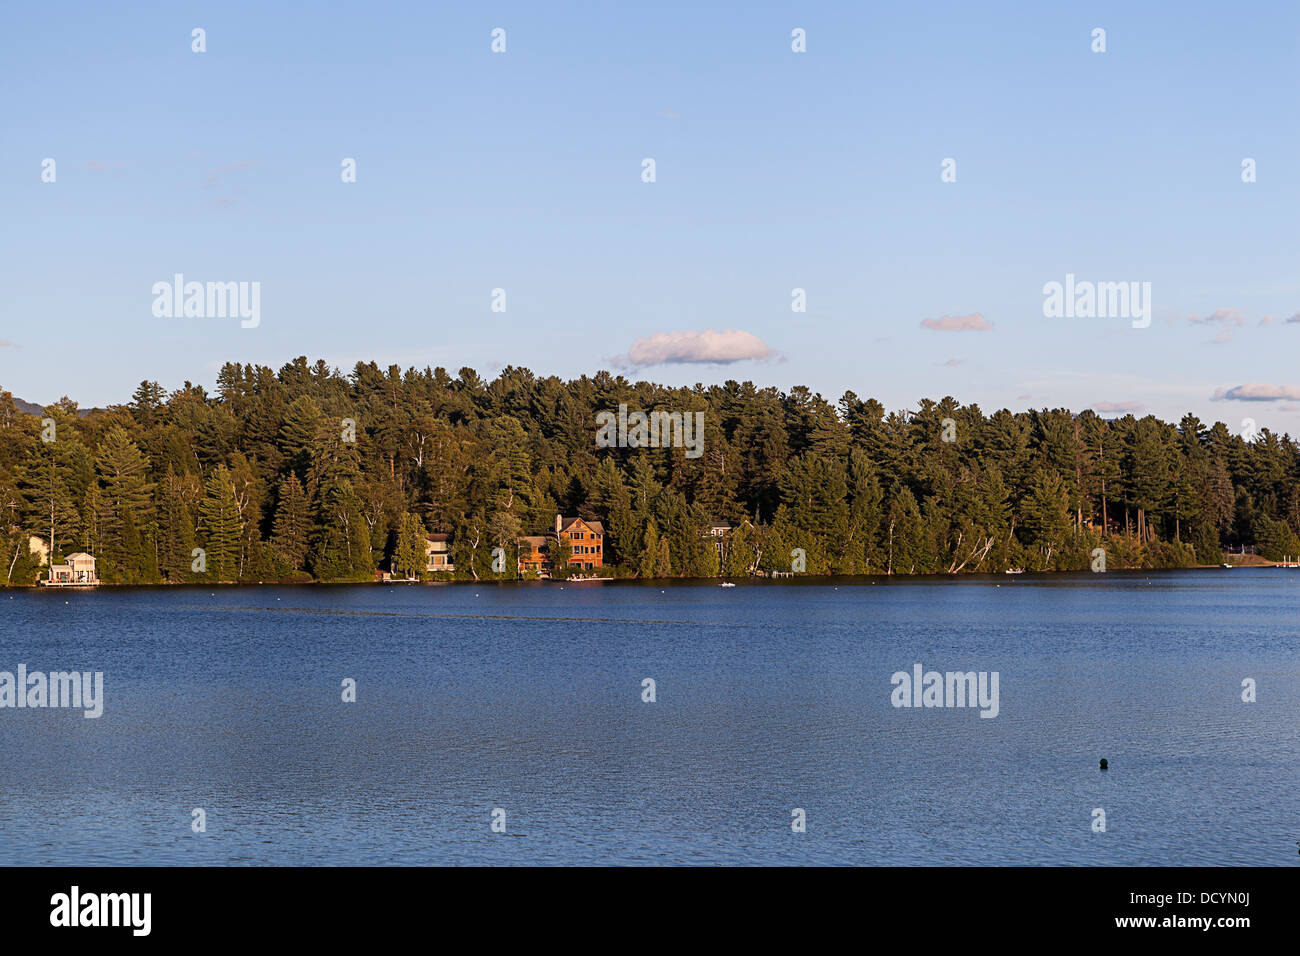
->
[[556, 515, 604, 571], [424, 533, 455, 573], [703, 520, 733, 561], [517, 515, 605, 577], [389, 532, 455, 579], [518, 535, 551, 576], [43, 552, 100, 586]]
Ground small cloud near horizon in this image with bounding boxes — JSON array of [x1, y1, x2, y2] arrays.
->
[[921, 312, 992, 332], [612, 329, 776, 368], [942, 358, 964, 367], [0, 339, 18, 349], [1186, 308, 1245, 327], [1212, 383, 1300, 402], [1093, 401, 1147, 415]]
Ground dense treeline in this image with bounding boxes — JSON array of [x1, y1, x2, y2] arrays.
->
[[2, 357, 1299, 585]]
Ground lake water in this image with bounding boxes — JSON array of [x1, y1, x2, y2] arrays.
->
[[1, 570, 1296, 865]]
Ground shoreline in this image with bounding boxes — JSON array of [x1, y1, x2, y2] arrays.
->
[[9, 561, 1298, 591]]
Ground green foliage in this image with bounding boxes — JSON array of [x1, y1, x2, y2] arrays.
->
[[3, 363, 1297, 587], [198, 465, 241, 582], [272, 475, 310, 571], [94, 426, 155, 582], [311, 479, 372, 582], [393, 512, 427, 580]]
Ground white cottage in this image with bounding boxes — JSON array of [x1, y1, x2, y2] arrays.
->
[[44, 552, 100, 586]]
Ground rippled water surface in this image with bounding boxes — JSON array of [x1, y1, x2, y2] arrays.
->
[[1, 570, 1296, 865]]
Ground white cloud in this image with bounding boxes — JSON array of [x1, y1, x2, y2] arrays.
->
[[1092, 400, 1147, 415], [1212, 383, 1300, 402], [920, 312, 992, 332], [614, 329, 776, 367]]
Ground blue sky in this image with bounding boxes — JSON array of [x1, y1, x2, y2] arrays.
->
[[2, 1, 1298, 435]]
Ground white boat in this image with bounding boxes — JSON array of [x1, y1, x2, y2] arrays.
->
[[1004, 568, 1024, 575], [719, 581, 737, 588]]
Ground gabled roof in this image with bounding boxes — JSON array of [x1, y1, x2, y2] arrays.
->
[[424, 533, 451, 543], [519, 535, 549, 547], [65, 552, 95, 561], [560, 517, 604, 534]]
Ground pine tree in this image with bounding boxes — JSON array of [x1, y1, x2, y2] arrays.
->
[[94, 426, 155, 580], [272, 475, 310, 570], [718, 522, 747, 576], [129, 381, 167, 427], [1021, 469, 1071, 569], [656, 535, 672, 577], [311, 479, 373, 581], [157, 468, 198, 582], [884, 487, 924, 575], [637, 521, 659, 578], [198, 465, 242, 581], [393, 512, 426, 580], [279, 396, 325, 480]]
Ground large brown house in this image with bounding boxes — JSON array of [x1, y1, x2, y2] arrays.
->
[[517, 535, 551, 576], [556, 515, 604, 570], [517, 515, 604, 577]]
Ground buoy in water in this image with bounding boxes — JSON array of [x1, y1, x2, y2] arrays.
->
[[1099, 758, 1108, 771]]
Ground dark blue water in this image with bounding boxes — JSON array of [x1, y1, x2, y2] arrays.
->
[[1, 570, 1296, 865]]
